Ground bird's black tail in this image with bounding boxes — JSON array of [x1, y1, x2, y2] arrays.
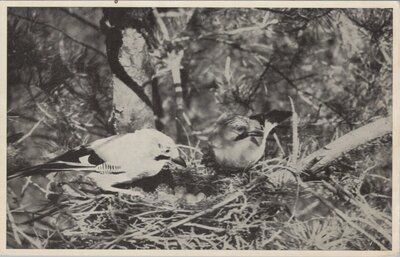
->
[[250, 110, 292, 125], [7, 161, 97, 181]]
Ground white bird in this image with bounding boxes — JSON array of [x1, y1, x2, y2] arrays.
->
[[8, 129, 186, 195], [204, 110, 292, 171]]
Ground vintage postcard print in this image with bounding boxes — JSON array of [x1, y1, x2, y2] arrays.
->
[[1, 1, 399, 256]]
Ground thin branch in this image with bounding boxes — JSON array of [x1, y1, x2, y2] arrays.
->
[[267, 64, 351, 124], [183, 223, 225, 233], [13, 225, 42, 248], [6, 202, 22, 246], [58, 8, 101, 32], [215, 22, 274, 36], [14, 117, 45, 145], [289, 97, 299, 166], [152, 8, 170, 41]]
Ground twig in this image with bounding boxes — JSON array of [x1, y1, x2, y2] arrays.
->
[[365, 193, 391, 199], [267, 63, 351, 124], [273, 133, 285, 156], [206, 19, 277, 37], [11, 223, 42, 248], [6, 203, 22, 246], [365, 173, 391, 182], [152, 8, 170, 41], [14, 117, 45, 145], [183, 223, 225, 233], [289, 97, 299, 167], [177, 144, 203, 154], [58, 8, 101, 32], [35, 103, 55, 120]]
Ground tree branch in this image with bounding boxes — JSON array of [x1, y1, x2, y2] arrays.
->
[[151, 78, 164, 131], [300, 116, 392, 175], [101, 22, 153, 109]]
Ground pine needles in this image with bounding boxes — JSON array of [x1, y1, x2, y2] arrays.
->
[[7, 128, 392, 249]]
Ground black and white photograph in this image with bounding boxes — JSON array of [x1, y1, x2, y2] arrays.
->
[[3, 1, 399, 253]]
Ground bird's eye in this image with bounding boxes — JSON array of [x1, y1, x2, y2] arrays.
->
[[165, 149, 170, 153], [236, 126, 245, 132]]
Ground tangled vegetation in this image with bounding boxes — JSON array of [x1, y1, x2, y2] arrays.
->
[[7, 7, 393, 250], [7, 113, 392, 250]]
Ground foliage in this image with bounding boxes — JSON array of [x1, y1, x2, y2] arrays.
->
[[7, 7, 392, 250], [8, 8, 112, 164]]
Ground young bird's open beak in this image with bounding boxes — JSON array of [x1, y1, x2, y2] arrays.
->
[[171, 156, 187, 167], [234, 129, 264, 141]]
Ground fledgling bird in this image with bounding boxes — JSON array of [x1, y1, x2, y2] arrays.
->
[[8, 129, 186, 195], [204, 110, 292, 171]]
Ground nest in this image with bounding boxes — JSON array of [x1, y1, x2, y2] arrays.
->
[[6, 144, 392, 249], [6, 117, 393, 250]]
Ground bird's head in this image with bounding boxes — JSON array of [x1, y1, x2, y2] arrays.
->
[[139, 129, 186, 168], [209, 115, 263, 147]]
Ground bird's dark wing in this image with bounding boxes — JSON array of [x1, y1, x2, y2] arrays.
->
[[7, 146, 105, 181], [50, 146, 104, 165], [250, 110, 292, 125]]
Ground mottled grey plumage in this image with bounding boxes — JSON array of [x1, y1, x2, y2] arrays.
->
[[204, 110, 291, 171]]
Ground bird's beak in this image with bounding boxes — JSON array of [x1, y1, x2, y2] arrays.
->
[[247, 129, 264, 137], [171, 156, 187, 167]]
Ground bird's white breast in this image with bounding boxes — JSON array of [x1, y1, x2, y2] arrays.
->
[[87, 132, 165, 178], [214, 136, 263, 169]]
